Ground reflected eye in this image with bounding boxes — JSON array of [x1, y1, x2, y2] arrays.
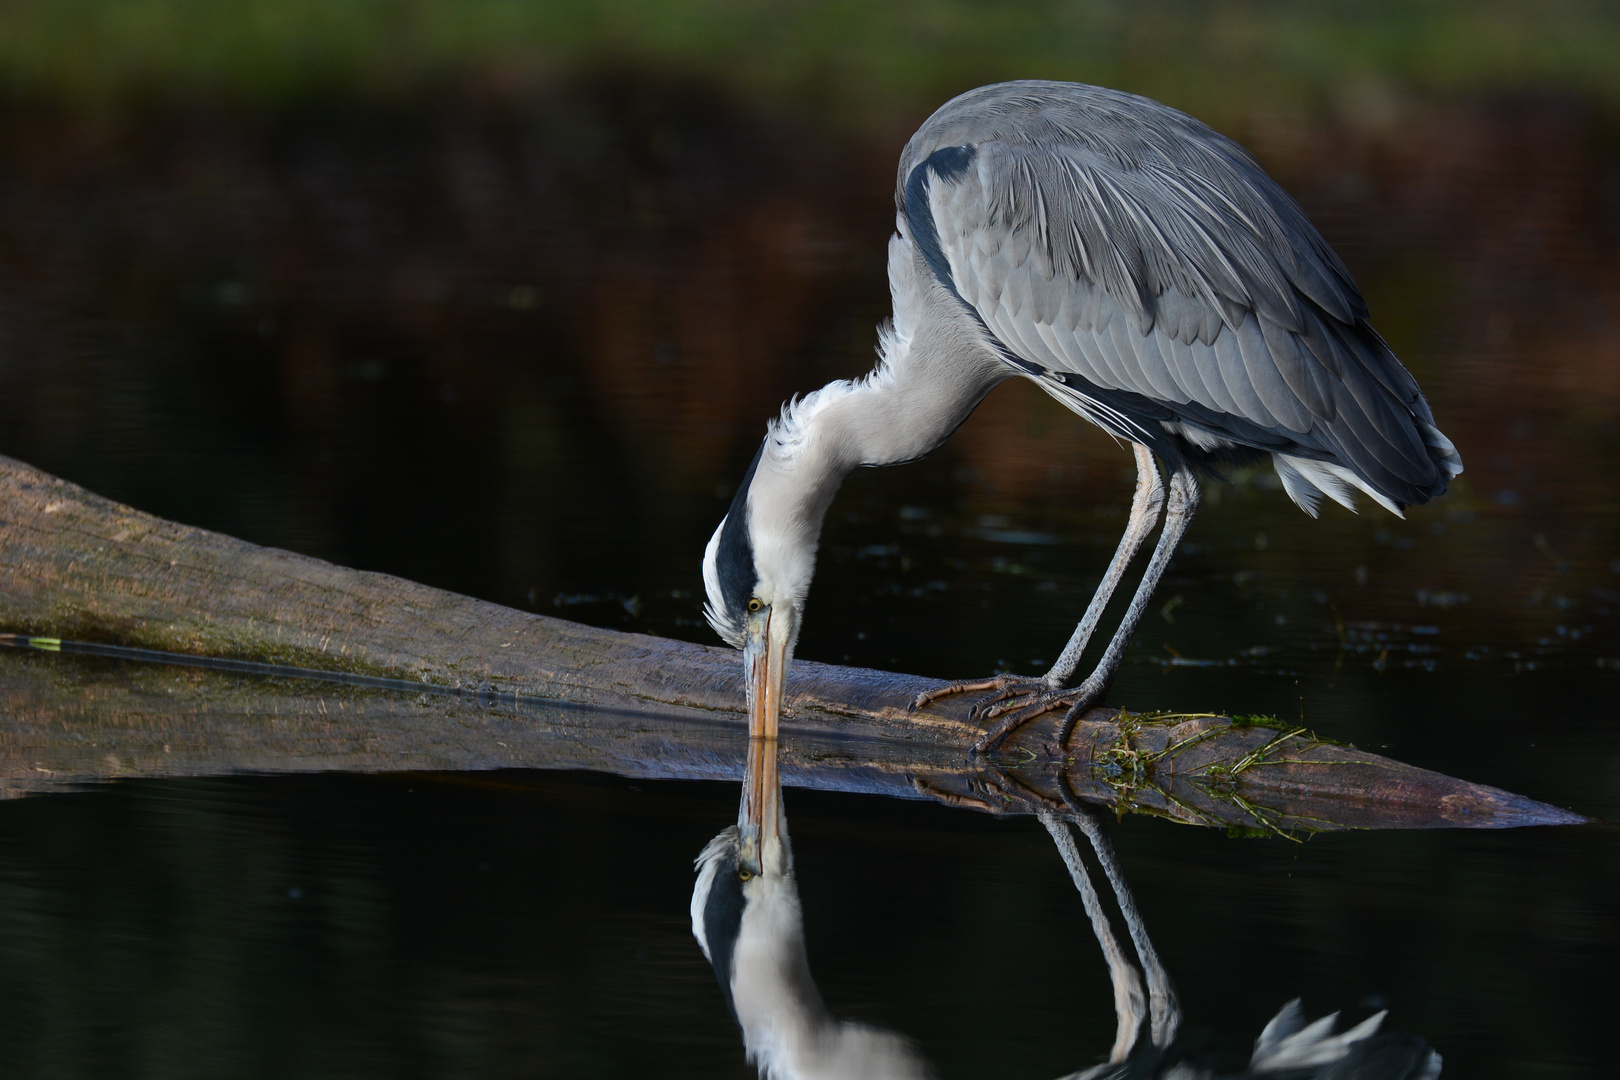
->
[[746, 598, 763, 613], [738, 869, 754, 881]]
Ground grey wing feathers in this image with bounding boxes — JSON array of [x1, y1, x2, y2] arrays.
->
[[902, 81, 1461, 508]]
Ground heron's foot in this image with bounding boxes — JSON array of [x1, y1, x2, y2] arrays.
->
[[971, 676, 1107, 754], [909, 674, 1049, 718]]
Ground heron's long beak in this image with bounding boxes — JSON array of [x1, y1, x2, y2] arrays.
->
[[738, 605, 788, 876], [742, 605, 788, 742]]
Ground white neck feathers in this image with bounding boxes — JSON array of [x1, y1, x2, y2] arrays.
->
[[709, 228, 1009, 652]]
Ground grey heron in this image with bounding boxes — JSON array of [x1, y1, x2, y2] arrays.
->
[[692, 740, 1440, 1079], [702, 80, 1462, 751]]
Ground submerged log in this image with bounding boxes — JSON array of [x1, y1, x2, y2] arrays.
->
[[0, 454, 1588, 831]]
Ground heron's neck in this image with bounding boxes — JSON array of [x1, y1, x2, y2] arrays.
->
[[731, 873, 931, 1079], [731, 875, 831, 1053], [746, 228, 1008, 613], [753, 375, 916, 536], [749, 336, 1003, 604]]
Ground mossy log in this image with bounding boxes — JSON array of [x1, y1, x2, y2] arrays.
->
[[0, 454, 1587, 831]]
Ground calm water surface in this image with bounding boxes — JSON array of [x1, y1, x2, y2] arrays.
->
[[0, 79, 1616, 1076]]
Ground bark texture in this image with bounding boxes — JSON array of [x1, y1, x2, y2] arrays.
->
[[0, 454, 1586, 831]]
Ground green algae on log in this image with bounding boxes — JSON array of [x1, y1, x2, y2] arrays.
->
[[0, 454, 1589, 831]]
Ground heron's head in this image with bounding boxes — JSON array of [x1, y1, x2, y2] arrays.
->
[[703, 435, 829, 742]]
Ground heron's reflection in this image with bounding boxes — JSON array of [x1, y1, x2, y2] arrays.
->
[[693, 741, 1441, 1079], [692, 736, 935, 1079]]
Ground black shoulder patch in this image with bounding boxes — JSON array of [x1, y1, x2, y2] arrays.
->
[[903, 144, 978, 301], [716, 441, 764, 622], [925, 142, 977, 184], [702, 845, 746, 1028]]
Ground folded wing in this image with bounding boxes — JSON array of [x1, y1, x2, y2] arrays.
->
[[900, 84, 1460, 511]]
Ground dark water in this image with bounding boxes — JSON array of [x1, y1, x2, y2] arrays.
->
[[0, 772, 1612, 1077], [0, 78, 1617, 1076]]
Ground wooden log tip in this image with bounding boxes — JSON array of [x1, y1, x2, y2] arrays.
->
[[0, 452, 1595, 831]]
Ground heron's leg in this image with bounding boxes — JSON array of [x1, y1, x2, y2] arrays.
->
[[975, 466, 1200, 751], [1042, 442, 1166, 688], [1037, 808, 1145, 1064], [909, 442, 1164, 716]]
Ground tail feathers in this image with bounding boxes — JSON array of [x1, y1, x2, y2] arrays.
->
[[1273, 415, 1462, 520], [1273, 455, 1404, 519], [1420, 422, 1464, 481]]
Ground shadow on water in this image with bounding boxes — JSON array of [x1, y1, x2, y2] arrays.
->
[[692, 738, 1443, 1077], [1, 731, 1602, 1076], [0, 650, 1606, 1076]]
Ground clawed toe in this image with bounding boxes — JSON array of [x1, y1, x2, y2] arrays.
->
[[967, 682, 1041, 718], [972, 680, 1106, 753], [980, 690, 1069, 722], [912, 672, 1108, 752], [909, 674, 1044, 715]]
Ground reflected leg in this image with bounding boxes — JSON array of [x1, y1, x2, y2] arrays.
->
[[1068, 803, 1181, 1047], [1038, 808, 1145, 1064]]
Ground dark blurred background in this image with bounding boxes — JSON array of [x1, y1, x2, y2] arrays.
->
[[0, 4, 1617, 1077], [0, 0, 1616, 666]]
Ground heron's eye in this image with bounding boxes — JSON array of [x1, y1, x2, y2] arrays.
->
[[738, 869, 754, 881], [746, 597, 763, 613]]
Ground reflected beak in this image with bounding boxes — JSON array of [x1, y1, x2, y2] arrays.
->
[[737, 730, 781, 878], [738, 606, 788, 875]]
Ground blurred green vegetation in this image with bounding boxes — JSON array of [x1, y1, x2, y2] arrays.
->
[[2, 0, 1617, 124]]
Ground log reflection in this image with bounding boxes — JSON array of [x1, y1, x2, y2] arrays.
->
[[696, 740, 1445, 1078], [0, 647, 1584, 836]]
